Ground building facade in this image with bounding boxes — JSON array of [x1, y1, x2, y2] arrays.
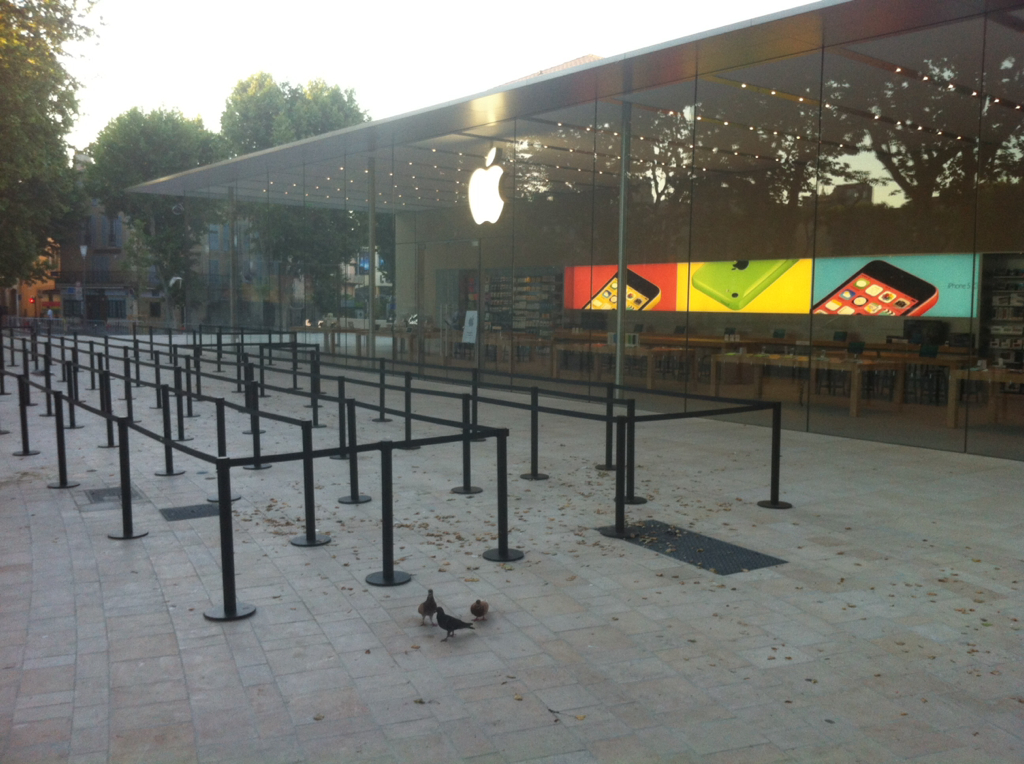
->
[[132, 0, 1024, 459]]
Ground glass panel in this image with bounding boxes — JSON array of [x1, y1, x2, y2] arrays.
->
[[966, 9, 1024, 459], [813, 17, 984, 450]]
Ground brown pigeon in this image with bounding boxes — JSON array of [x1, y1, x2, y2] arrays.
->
[[470, 599, 489, 621], [436, 608, 474, 642], [418, 589, 437, 625]]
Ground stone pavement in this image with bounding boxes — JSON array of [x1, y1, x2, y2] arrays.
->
[[0, 352, 1022, 763]]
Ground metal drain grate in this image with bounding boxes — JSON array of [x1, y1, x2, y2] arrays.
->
[[159, 504, 221, 522], [85, 487, 142, 504], [597, 519, 786, 575]]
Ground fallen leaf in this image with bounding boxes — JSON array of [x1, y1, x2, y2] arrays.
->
[[514, 694, 523, 701], [313, 714, 324, 721], [575, 715, 586, 720]]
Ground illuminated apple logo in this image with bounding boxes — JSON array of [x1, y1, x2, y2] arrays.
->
[[468, 147, 505, 225]]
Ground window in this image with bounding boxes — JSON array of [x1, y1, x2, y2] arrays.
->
[[107, 299, 126, 319], [149, 301, 161, 318]]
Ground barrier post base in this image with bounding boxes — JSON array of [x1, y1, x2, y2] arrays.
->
[[365, 570, 411, 587], [107, 530, 149, 540], [482, 548, 524, 562], [520, 472, 548, 481], [242, 464, 272, 471], [207, 493, 240, 503], [757, 500, 792, 509], [48, 480, 80, 489], [597, 525, 628, 539], [624, 496, 648, 505], [451, 485, 482, 495], [339, 493, 371, 504], [204, 602, 256, 621], [290, 534, 331, 547], [155, 469, 185, 477]]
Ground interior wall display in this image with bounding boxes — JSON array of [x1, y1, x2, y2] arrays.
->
[[564, 264, 680, 312], [565, 254, 975, 317], [811, 254, 976, 318]]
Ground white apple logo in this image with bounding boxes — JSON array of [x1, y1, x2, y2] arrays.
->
[[468, 147, 505, 225]]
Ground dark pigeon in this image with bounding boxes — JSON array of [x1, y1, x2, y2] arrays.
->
[[418, 589, 437, 625], [435, 607, 474, 642]]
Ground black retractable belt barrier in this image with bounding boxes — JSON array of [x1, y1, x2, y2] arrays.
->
[[520, 387, 548, 481], [184, 357, 196, 417], [596, 382, 615, 470], [397, 371, 419, 450], [0, 336, 9, 395], [21, 341, 34, 406], [98, 371, 116, 449], [148, 326, 155, 359], [64, 361, 82, 430], [483, 430, 524, 562], [290, 421, 331, 547], [291, 341, 300, 390], [330, 377, 347, 461], [365, 441, 411, 586], [258, 345, 268, 397], [39, 348, 54, 417], [0, 382, 9, 435], [88, 341, 96, 390], [242, 374, 270, 471], [132, 337, 142, 387], [757, 402, 793, 509], [216, 329, 223, 372], [241, 364, 265, 436], [623, 399, 646, 505], [155, 385, 184, 477], [599, 416, 629, 539], [372, 358, 391, 422], [173, 367, 192, 442], [108, 418, 147, 540], [470, 368, 484, 441], [339, 398, 370, 504], [47, 392, 77, 489], [152, 351, 162, 408], [59, 335, 65, 383], [451, 394, 482, 495], [122, 349, 137, 423], [208, 398, 240, 503], [13, 375, 39, 456], [235, 343, 243, 393], [204, 457, 256, 621]]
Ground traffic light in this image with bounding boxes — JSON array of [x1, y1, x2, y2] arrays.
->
[[29, 297, 35, 304]]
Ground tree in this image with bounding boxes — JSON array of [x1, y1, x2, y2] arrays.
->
[[85, 108, 226, 324], [0, 0, 90, 288], [221, 72, 368, 156]]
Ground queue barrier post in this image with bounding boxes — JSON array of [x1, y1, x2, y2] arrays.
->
[[108, 417, 148, 540], [290, 421, 331, 547], [757, 402, 793, 509], [207, 398, 241, 503], [372, 358, 391, 422], [596, 383, 615, 470], [520, 386, 548, 481], [204, 456, 256, 622], [339, 398, 371, 504], [483, 430, 524, 562], [155, 385, 184, 477], [46, 391, 77, 489], [365, 441, 411, 586], [451, 394, 482, 495], [623, 399, 646, 505], [599, 416, 629, 539], [330, 377, 347, 461], [13, 375, 39, 456]]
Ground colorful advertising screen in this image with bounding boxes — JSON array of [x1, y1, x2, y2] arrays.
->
[[565, 254, 976, 317]]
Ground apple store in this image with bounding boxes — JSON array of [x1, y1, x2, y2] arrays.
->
[[132, 0, 1024, 459]]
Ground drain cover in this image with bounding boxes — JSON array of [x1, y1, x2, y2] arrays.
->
[[597, 519, 786, 575], [160, 504, 220, 521], [86, 487, 142, 504]]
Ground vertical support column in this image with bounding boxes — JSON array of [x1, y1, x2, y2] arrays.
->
[[203, 456, 256, 622], [757, 402, 792, 509], [365, 441, 411, 586], [108, 418, 147, 540], [483, 430, 524, 562], [290, 421, 331, 547]]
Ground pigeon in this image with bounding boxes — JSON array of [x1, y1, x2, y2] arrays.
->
[[470, 599, 489, 621], [435, 608, 474, 642], [418, 589, 437, 625]]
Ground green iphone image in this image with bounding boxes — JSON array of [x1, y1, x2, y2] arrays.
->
[[691, 259, 798, 311]]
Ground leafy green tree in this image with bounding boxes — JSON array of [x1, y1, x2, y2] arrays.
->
[[0, 0, 90, 288], [221, 72, 367, 156], [85, 107, 226, 324]]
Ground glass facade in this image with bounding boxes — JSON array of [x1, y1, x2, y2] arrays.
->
[[148, 2, 1023, 458]]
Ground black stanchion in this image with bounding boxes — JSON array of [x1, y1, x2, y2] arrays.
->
[[152, 351, 162, 409], [623, 399, 646, 505], [307, 352, 324, 428], [208, 398, 240, 502], [397, 371, 419, 450], [330, 377, 346, 461], [122, 349, 137, 423], [47, 392, 77, 489], [241, 364, 265, 435], [290, 341, 300, 390], [204, 457, 256, 622], [242, 375, 270, 471], [470, 368, 484, 441], [132, 337, 142, 387], [483, 430, 524, 562], [98, 371, 116, 449], [599, 416, 628, 538], [13, 376, 39, 456], [258, 345, 268, 397], [235, 343, 243, 393], [20, 341, 34, 407], [596, 383, 615, 470], [452, 394, 481, 495], [184, 357, 196, 417], [194, 354, 203, 397], [64, 361, 82, 430], [39, 350, 54, 418], [0, 382, 8, 434], [291, 421, 331, 547], [520, 387, 548, 481], [366, 441, 411, 586], [148, 326, 154, 359], [88, 340, 96, 390], [0, 338, 8, 395], [758, 402, 792, 509], [216, 329, 223, 372], [339, 398, 370, 504], [59, 335, 66, 383], [155, 385, 184, 477], [372, 358, 391, 422], [173, 367, 192, 442], [108, 418, 148, 541]]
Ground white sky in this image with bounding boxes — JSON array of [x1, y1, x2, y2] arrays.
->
[[64, 0, 816, 151]]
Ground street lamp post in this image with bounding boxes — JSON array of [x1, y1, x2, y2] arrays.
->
[[79, 244, 88, 324]]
